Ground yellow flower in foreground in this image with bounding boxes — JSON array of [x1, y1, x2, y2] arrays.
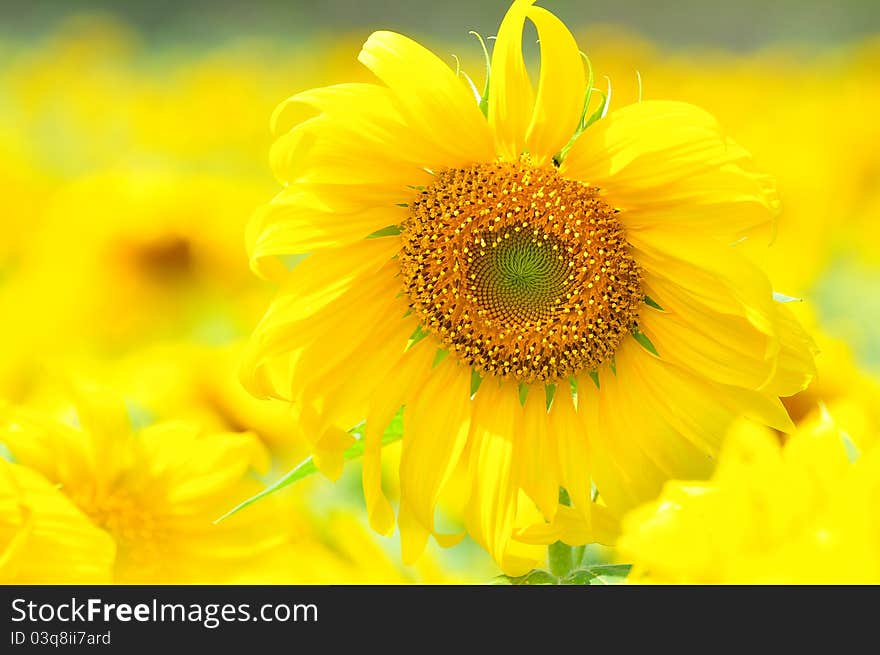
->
[[0, 459, 114, 583], [242, 0, 816, 574], [781, 317, 880, 451], [0, 385, 288, 583], [618, 414, 880, 583]]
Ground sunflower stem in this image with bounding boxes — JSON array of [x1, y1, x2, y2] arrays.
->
[[548, 488, 575, 579]]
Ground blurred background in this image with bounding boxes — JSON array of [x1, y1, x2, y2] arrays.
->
[[6, 0, 880, 49], [1, 1, 879, 583]]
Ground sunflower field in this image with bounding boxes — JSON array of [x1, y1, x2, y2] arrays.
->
[[2, 0, 879, 585]]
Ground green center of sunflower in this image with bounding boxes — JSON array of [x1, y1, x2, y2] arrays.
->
[[400, 159, 644, 384], [469, 230, 569, 324]]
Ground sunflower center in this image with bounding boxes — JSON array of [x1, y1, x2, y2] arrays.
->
[[70, 486, 166, 573], [400, 159, 643, 384], [469, 230, 569, 323]]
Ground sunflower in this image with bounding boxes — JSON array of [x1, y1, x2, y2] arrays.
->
[[617, 410, 880, 584], [242, 0, 816, 574], [4, 168, 265, 358], [0, 458, 114, 583], [0, 383, 291, 583]]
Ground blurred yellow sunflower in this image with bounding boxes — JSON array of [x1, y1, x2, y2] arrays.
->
[[0, 384, 289, 583], [617, 411, 880, 584], [242, 0, 816, 574], [0, 458, 114, 583]]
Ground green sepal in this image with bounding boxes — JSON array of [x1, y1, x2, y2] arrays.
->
[[554, 52, 595, 164], [544, 383, 557, 410], [632, 328, 659, 357], [518, 382, 529, 406], [408, 324, 430, 347], [644, 295, 663, 310], [470, 369, 484, 396], [469, 31, 491, 118], [367, 225, 402, 238], [432, 348, 449, 367]]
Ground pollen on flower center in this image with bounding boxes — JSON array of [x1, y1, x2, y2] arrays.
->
[[70, 487, 164, 565], [400, 159, 644, 383]]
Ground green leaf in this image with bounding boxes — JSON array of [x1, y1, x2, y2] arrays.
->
[[214, 417, 404, 524], [563, 564, 632, 586], [587, 370, 600, 389], [565, 570, 600, 585], [500, 569, 559, 585], [548, 540, 575, 578]]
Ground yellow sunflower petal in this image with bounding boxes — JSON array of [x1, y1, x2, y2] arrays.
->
[[279, 82, 490, 172], [398, 356, 472, 551], [575, 371, 644, 513], [247, 190, 407, 279], [1, 409, 82, 483], [639, 303, 777, 391], [488, 0, 535, 159], [630, 224, 815, 398], [312, 426, 357, 482], [68, 381, 135, 476], [241, 238, 398, 399], [300, 294, 418, 437], [269, 83, 442, 187], [764, 304, 819, 397], [515, 503, 620, 547], [398, 500, 431, 565], [621, 167, 779, 242], [465, 380, 521, 568], [629, 227, 774, 323], [583, 341, 721, 514], [548, 387, 592, 521], [270, 114, 435, 188], [562, 99, 743, 187], [517, 386, 559, 520], [523, 5, 586, 164], [712, 384, 794, 434], [561, 100, 778, 239], [0, 461, 115, 583], [358, 31, 493, 164], [286, 273, 402, 406], [363, 340, 437, 536], [614, 340, 735, 464]]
